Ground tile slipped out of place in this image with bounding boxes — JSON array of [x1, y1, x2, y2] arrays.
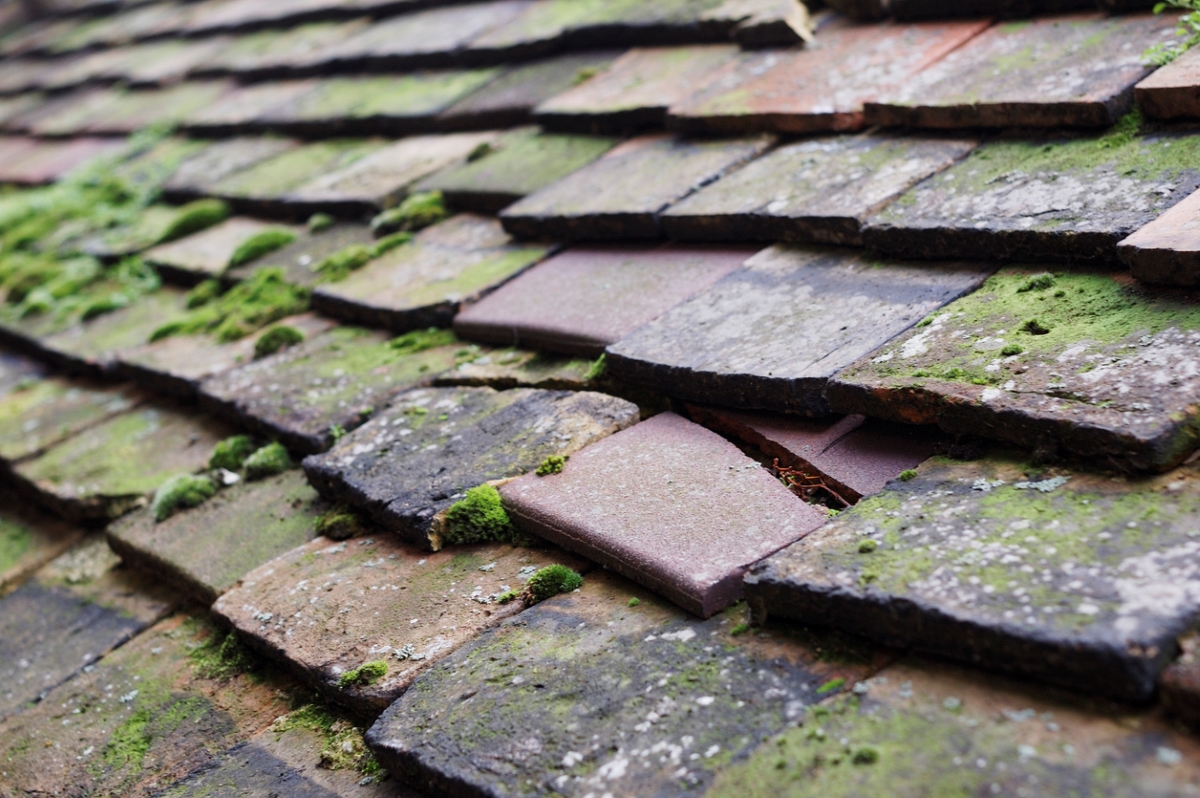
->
[[415, 127, 617, 214], [302, 385, 639, 549], [862, 128, 1200, 264], [366, 569, 882, 798], [1117, 186, 1200, 287], [280, 132, 499, 216], [686, 405, 944, 503], [709, 657, 1200, 798], [498, 133, 774, 241], [865, 13, 1175, 129], [1136, 45, 1200, 121], [10, 403, 235, 523], [0, 485, 85, 596], [179, 79, 321, 135], [214, 534, 590, 718], [661, 134, 977, 246], [533, 45, 740, 134], [312, 213, 552, 331], [107, 469, 327, 606], [667, 18, 991, 135], [0, 376, 142, 465], [452, 243, 752, 357], [826, 266, 1200, 473], [161, 136, 302, 201], [437, 50, 622, 130], [197, 325, 463, 456], [143, 218, 302, 285], [0, 536, 175, 720], [501, 411, 829, 617], [606, 245, 993, 416], [115, 313, 337, 400], [746, 453, 1200, 702], [209, 139, 387, 213]]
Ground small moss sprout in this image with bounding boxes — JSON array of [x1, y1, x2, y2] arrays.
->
[[370, 191, 448, 236], [229, 228, 297, 267], [316, 506, 364, 541], [523, 564, 584, 603], [243, 441, 291, 481], [1000, 343, 1023, 356], [313, 244, 372, 283], [1020, 318, 1051, 335], [152, 474, 216, 522], [254, 324, 304, 358], [338, 660, 387, 689], [209, 435, 257, 471], [1016, 273, 1056, 293], [307, 212, 335, 233], [628, 597, 640, 607]]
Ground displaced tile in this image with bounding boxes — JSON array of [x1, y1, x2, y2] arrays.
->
[[607, 245, 993, 415], [162, 136, 302, 201], [535, 45, 739, 133], [1136, 44, 1200, 121], [215, 533, 589, 716], [499, 134, 773, 240], [747, 453, 1200, 701], [282, 133, 498, 215], [669, 19, 991, 135], [1117, 185, 1200, 286], [0, 377, 141, 464], [210, 139, 387, 210], [867, 14, 1176, 129], [438, 51, 621, 129], [257, 72, 500, 136], [11, 404, 235, 522], [181, 80, 321, 134], [711, 657, 1200, 798], [662, 134, 977, 245], [504, 412, 828, 616], [827, 267, 1200, 472], [198, 325, 461, 455], [225, 223, 376, 287], [454, 244, 750, 356], [863, 126, 1200, 263], [303, 386, 639, 548], [0, 486, 84, 596], [313, 214, 550, 331], [0, 537, 174, 719], [117, 313, 337, 399], [108, 469, 326, 605], [367, 569, 880, 797], [415, 127, 617, 214], [0, 612, 292, 796], [687, 406, 944, 503], [144, 217, 299, 284]]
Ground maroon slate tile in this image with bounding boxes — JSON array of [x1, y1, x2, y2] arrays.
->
[[500, 411, 828, 617], [687, 405, 943, 502], [162, 136, 301, 201], [1118, 186, 1200, 286], [119, 37, 236, 87], [499, 133, 774, 241], [662, 134, 977, 245], [533, 45, 740, 134], [143, 217, 299, 284], [865, 13, 1178, 129], [453, 244, 753, 356], [1136, 45, 1200, 121], [605, 245, 994, 415]]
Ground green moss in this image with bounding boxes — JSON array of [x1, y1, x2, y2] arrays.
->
[[338, 659, 387, 689], [496, 589, 520, 604], [1015, 272, 1055, 293], [307, 212, 335, 233], [150, 267, 310, 343], [730, 622, 749, 636], [313, 243, 372, 283], [999, 343, 1023, 356], [584, 353, 606, 382], [101, 707, 153, 771], [370, 231, 411, 258], [466, 142, 494, 162], [628, 597, 641, 607], [188, 630, 256, 680], [817, 677, 846, 694], [209, 434, 257, 471], [254, 324, 304, 359], [315, 505, 364, 540], [390, 326, 459, 354], [523, 564, 583, 603], [243, 442, 291, 481], [536, 454, 567, 476], [151, 474, 216, 522], [0, 519, 33, 574], [1019, 318, 1051, 335], [184, 278, 220, 309], [270, 703, 383, 780], [443, 484, 518, 545], [228, 228, 297, 268], [370, 191, 448, 237], [897, 470, 917, 482], [857, 539, 878, 553], [157, 199, 229, 244]]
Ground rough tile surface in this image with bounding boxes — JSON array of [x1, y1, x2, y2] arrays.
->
[[211, 140, 386, 209], [215, 534, 589, 716], [181, 79, 320, 133], [1118, 186, 1200, 287], [1136, 44, 1200, 121], [162, 136, 301, 200], [662, 134, 977, 245], [827, 267, 1200, 472], [302, 386, 639, 548], [499, 134, 774, 241], [144, 217, 293, 283], [453, 244, 752, 356], [502, 411, 828, 616], [607, 245, 993, 415], [225, 224, 377, 287], [0, 487, 84, 596]]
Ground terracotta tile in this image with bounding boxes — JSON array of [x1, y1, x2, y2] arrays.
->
[[1137, 44, 1200, 120], [162, 136, 301, 200], [144, 217, 299, 283], [1118, 186, 1200, 286], [225, 223, 377, 287]]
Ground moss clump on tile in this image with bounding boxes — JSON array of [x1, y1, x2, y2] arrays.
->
[[390, 326, 458, 354], [583, 353, 606, 382], [370, 191, 448, 237], [1, 253, 160, 327], [188, 629, 257, 680], [536, 454, 567, 476], [313, 243, 372, 283], [338, 659, 387, 689], [315, 505, 364, 541], [228, 228, 297, 268], [184, 278, 221, 309], [150, 268, 310, 343], [157, 199, 229, 244], [254, 324, 304, 359], [0, 519, 33, 573], [243, 441, 291, 481], [151, 473, 216, 522], [209, 434, 257, 472], [442, 484, 519, 546], [270, 703, 384, 781], [370, 230, 412, 258], [307, 212, 335, 233], [523, 564, 583, 603]]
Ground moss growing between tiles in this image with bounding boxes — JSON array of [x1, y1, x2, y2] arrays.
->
[[371, 191, 448, 237], [188, 629, 257, 680], [537, 454, 567, 476], [313, 243, 372, 283], [442, 484, 519, 545], [523, 564, 583, 602], [0, 518, 33, 574], [150, 268, 310, 343], [270, 703, 384, 781], [157, 199, 229, 244], [152, 474, 217, 521], [229, 228, 297, 268], [316, 505, 364, 540], [390, 326, 460, 354], [254, 324, 304, 358], [307, 212, 335, 233], [370, 230, 412, 258], [338, 659, 388, 689], [209, 434, 257, 471], [244, 442, 291, 481]]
